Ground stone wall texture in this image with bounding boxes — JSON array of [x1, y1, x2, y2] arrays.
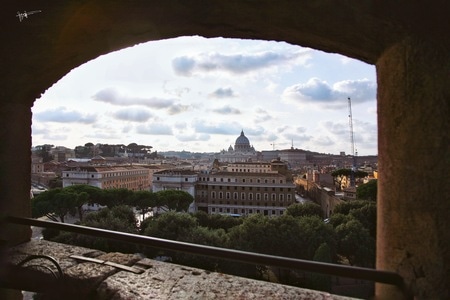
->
[[1, 1, 449, 298], [8, 240, 355, 299]]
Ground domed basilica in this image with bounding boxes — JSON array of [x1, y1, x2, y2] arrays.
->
[[218, 130, 258, 162]]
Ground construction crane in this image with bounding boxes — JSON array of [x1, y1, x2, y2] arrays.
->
[[348, 97, 357, 187]]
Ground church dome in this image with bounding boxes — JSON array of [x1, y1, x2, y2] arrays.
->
[[235, 130, 250, 146], [235, 130, 253, 152]]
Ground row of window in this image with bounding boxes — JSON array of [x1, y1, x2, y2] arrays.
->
[[210, 207, 284, 216], [230, 169, 270, 173], [156, 177, 190, 182], [209, 201, 290, 207], [64, 170, 149, 178], [200, 185, 291, 192], [102, 178, 149, 189], [230, 164, 270, 169], [207, 191, 292, 201], [103, 170, 149, 177], [198, 177, 285, 184]]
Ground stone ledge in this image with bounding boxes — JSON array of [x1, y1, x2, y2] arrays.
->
[[6, 240, 357, 299]]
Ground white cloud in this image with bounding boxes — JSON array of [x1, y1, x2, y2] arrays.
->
[[313, 135, 336, 147], [282, 78, 376, 109], [85, 131, 122, 140], [112, 108, 153, 122], [122, 124, 133, 133], [193, 120, 242, 135], [321, 121, 349, 136], [176, 133, 210, 142], [32, 37, 377, 155], [167, 104, 190, 115], [254, 108, 272, 123], [211, 105, 241, 115], [136, 123, 173, 135], [92, 88, 176, 109], [209, 87, 237, 98], [172, 50, 309, 76], [244, 126, 266, 137], [174, 122, 187, 130], [296, 127, 307, 134], [34, 107, 97, 124]]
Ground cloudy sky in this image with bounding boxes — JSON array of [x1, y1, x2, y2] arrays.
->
[[32, 36, 377, 155]]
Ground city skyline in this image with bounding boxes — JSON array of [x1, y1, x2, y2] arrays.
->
[[32, 36, 377, 155]]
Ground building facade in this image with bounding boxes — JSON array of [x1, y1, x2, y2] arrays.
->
[[225, 162, 277, 174], [62, 165, 151, 191], [196, 160, 295, 217], [278, 149, 307, 163], [152, 169, 198, 198]]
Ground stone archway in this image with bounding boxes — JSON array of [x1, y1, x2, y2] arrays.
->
[[1, 1, 449, 298]]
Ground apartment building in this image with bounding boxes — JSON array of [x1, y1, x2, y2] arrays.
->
[[62, 165, 151, 191], [196, 160, 295, 217]]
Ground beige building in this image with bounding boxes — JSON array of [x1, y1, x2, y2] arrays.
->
[[152, 169, 198, 197], [196, 160, 295, 217], [62, 165, 151, 191], [225, 162, 277, 174]]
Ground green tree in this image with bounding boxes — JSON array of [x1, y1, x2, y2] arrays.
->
[[142, 212, 198, 259], [357, 179, 377, 201], [97, 188, 134, 208], [32, 188, 77, 222], [155, 190, 193, 212], [355, 170, 369, 178], [74, 145, 90, 158], [309, 243, 332, 292], [228, 214, 336, 285], [333, 200, 371, 215], [133, 190, 157, 221], [296, 216, 336, 260], [331, 200, 377, 240], [327, 213, 351, 229], [64, 184, 103, 221], [193, 211, 243, 231], [349, 201, 377, 239], [285, 202, 323, 218], [51, 190, 78, 222], [176, 226, 229, 271], [51, 205, 138, 253], [228, 214, 335, 261], [126, 143, 153, 157], [335, 219, 375, 267], [143, 211, 197, 241]]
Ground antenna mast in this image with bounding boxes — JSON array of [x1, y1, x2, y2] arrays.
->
[[348, 97, 357, 187]]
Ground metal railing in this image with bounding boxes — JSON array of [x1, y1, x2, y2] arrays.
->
[[5, 215, 405, 290]]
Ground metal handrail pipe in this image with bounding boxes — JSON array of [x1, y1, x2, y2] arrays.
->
[[6, 216, 404, 287]]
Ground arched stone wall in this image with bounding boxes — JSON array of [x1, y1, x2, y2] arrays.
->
[[1, 1, 449, 298]]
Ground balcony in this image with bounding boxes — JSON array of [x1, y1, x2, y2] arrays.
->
[[2, 217, 405, 299]]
